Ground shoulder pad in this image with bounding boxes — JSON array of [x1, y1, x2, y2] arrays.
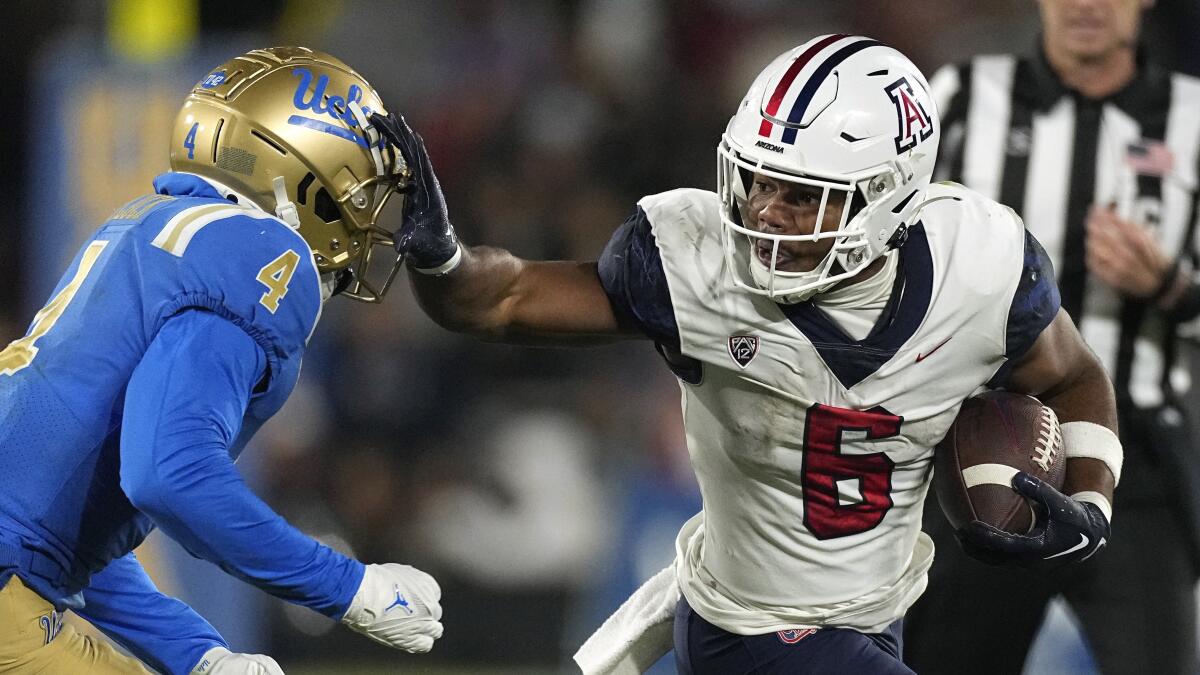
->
[[146, 201, 322, 358]]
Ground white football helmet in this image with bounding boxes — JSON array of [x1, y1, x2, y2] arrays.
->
[[718, 34, 940, 303]]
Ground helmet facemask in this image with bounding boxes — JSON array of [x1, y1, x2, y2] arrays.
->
[[715, 35, 939, 305], [718, 136, 906, 304]]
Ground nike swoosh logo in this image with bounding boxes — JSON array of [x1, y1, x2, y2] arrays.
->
[[1080, 537, 1107, 561], [915, 336, 952, 363], [1046, 533, 1090, 559]]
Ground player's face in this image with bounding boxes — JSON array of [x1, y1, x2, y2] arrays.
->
[[1038, 0, 1149, 61], [745, 173, 846, 273]]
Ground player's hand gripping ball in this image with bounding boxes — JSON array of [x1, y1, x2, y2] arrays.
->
[[934, 391, 1065, 535]]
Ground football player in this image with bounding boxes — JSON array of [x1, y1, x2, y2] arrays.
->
[[376, 35, 1123, 674], [0, 48, 442, 675]]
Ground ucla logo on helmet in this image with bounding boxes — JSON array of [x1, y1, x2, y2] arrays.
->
[[286, 67, 376, 148], [885, 76, 933, 154], [290, 67, 372, 128], [200, 71, 227, 89]]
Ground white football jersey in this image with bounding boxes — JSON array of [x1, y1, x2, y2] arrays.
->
[[636, 182, 1046, 634]]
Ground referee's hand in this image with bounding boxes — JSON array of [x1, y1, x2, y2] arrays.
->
[[1085, 204, 1172, 297]]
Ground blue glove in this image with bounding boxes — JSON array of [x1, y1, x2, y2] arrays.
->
[[369, 112, 461, 273], [956, 471, 1110, 569]]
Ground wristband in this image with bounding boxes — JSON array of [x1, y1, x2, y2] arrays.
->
[[1071, 490, 1113, 523], [1061, 421, 1122, 486], [411, 243, 463, 276]]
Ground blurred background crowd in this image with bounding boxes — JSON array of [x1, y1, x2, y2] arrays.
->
[[0, 1, 1198, 673]]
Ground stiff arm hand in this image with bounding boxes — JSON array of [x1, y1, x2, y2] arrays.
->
[[369, 112, 461, 273]]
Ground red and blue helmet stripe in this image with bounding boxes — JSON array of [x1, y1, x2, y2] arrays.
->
[[758, 35, 884, 145]]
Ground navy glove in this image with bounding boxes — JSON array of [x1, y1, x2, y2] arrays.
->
[[370, 112, 461, 272], [956, 471, 1110, 569]]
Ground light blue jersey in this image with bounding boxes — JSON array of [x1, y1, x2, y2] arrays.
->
[[0, 173, 362, 674]]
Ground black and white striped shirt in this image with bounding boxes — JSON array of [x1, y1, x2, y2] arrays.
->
[[931, 49, 1200, 409]]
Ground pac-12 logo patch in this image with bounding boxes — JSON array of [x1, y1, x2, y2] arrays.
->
[[777, 628, 818, 644], [200, 71, 227, 88], [728, 335, 760, 368], [885, 76, 933, 154]]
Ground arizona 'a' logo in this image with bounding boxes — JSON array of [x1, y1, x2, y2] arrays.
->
[[885, 77, 933, 154], [728, 335, 760, 369]]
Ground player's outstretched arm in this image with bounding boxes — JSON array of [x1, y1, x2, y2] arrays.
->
[[371, 112, 636, 345], [119, 309, 442, 654], [962, 308, 1121, 568]]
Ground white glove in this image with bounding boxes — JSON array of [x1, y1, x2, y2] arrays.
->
[[190, 646, 284, 674], [341, 563, 444, 653]]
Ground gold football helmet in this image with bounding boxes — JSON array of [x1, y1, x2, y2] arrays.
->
[[170, 46, 407, 302]]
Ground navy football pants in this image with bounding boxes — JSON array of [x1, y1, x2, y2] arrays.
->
[[673, 597, 915, 674]]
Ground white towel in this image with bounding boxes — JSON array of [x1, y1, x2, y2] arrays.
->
[[574, 563, 680, 675]]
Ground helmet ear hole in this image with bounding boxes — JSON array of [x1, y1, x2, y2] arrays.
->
[[314, 187, 341, 223], [296, 172, 316, 206]]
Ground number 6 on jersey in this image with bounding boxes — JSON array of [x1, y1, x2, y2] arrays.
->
[[802, 404, 902, 540], [257, 250, 300, 313]]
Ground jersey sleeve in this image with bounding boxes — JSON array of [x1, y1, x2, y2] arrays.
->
[[989, 230, 1061, 388], [597, 207, 681, 347], [118, 309, 364, 619], [76, 553, 225, 675], [147, 206, 324, 418]]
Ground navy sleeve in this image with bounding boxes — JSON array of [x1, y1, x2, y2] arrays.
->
[[990, 230, 1062, 388], [77, 553, 224, 675], [119, 309, 364, 620], [596, 207, 681, 347]]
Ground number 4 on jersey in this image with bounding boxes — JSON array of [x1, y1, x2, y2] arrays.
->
[[1, 241, 108, 376], [256, 250, 300, 313]]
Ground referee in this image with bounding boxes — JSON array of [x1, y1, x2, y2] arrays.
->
[[905, 1, 1200, 674]]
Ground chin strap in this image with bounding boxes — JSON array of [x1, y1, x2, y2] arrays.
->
[[348, 100, 386, 178], [272, 176, 301, 229]]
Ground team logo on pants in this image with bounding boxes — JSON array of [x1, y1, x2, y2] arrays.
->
[[728, 335, 760, 368], [777, 628, 818, 644], [40, 611, 63, 645]]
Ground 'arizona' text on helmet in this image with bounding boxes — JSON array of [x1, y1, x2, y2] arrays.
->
[[718, 34, 940, 303], [170, 46, 407, 302]]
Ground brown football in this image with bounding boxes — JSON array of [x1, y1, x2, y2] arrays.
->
[[934, 391, 1066, 535]]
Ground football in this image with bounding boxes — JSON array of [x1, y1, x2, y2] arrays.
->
[[933, 391, 1066, 535]]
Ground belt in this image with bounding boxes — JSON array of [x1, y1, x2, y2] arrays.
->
[[0, 540, 71, 588]]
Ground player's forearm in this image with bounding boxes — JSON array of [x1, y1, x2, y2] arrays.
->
[[121, 311, 365, 618], [1063, 457, 1115, 504], [409, 244, 526, 340], [125, 447, 365, 618], [410, 246, 629, 344], [1034, 351, 1117, 431], [1038, 360, 1120, 504], [1010, 315, 1120, 503]]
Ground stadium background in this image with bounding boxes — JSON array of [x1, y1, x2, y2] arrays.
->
[[0, 1, 1197, 673]]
